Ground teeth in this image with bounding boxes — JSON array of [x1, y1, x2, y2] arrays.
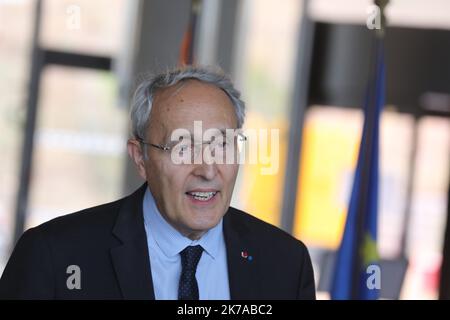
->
[[188, 191, 217, 201]]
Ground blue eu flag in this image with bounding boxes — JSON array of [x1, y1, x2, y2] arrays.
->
[[330, 37, 385, 300]]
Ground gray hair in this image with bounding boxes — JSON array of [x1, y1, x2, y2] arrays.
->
[[130, 66, 246, 141]]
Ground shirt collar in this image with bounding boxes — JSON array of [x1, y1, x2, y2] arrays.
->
[[142, 187, 223, 259]]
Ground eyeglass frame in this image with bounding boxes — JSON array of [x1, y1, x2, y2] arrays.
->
[[136, 132, 247, 155]]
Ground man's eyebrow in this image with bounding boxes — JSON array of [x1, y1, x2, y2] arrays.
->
[[209, 128, 230, 137], [169, 128, 237, 141], [220, 127, 241, 134]]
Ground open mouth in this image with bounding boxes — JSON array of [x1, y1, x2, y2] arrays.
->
[[185, 191, 218, 202]]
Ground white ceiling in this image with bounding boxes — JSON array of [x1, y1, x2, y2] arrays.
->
[[309, 0, 450, 30]]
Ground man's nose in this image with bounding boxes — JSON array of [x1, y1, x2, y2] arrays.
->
[[192, 161, 218, 180]]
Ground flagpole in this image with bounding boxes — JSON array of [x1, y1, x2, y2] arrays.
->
[[352, 16, 387, 298], [330, 0, 388, 300], [355, 0, 388, 299]]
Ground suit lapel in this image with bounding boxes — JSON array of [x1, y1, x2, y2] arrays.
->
[[223, 209, 262, 299], [109, 187, 262, 300], [110, 184, 155, 299]]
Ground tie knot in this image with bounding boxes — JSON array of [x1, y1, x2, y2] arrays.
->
[[180, 245, 203, 271]]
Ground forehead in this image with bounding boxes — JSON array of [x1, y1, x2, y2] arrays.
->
[[150, 80, 238, 133]]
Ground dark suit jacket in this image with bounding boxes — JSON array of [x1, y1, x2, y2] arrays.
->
[[0, 184, 315, 299]]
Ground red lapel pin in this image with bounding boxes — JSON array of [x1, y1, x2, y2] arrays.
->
[[241, 251, 253, 261]]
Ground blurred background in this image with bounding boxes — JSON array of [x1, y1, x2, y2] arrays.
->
[[0, 0, 449, 299]]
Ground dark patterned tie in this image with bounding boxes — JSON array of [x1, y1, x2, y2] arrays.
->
[[178, 245, 204, 300]]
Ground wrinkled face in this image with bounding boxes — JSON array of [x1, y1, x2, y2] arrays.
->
[[128, 80, 240, 239]]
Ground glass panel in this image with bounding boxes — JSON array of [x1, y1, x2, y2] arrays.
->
[[0, 0, 34, 272], [40, 0, 127, 55], [232, 0, 302, 226], [26, 66, 128, 229], [401, 116, 450, 299], [293, 107, 363, 249]]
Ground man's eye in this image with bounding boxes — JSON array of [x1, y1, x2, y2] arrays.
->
[[210, 136, 229, 148], [176, 143, 194, 154]]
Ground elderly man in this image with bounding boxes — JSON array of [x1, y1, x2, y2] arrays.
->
[[0, 66, 315, 300]]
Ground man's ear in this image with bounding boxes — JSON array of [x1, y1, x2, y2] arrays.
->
[[127, 139, 147, 180]]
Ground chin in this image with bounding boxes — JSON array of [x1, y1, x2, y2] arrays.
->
[[187, 211, 222, 231]]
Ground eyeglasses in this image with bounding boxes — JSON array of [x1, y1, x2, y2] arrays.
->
[[137, 133, 247, 163]]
